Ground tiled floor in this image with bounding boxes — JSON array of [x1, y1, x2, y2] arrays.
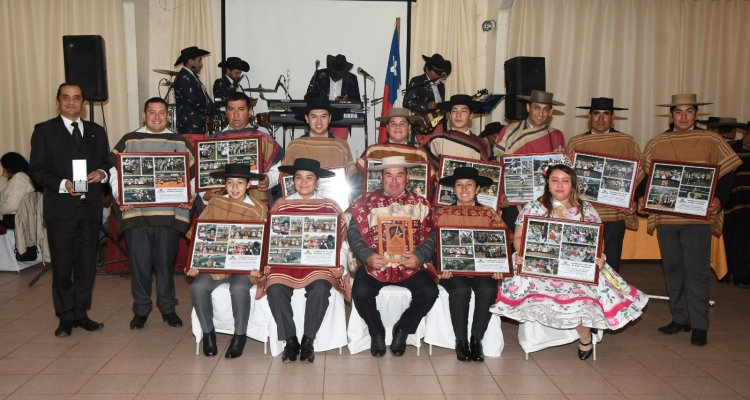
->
[[1, 261, 749, 399]]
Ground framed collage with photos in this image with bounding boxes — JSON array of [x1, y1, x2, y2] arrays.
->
[[435, 155, 503, 210], [571, 150, 640, 210], [264, 212, 342, 269], [280, 165, 350, 210], [117, 152, 191, 207], [363, 158, 430, 200], [644, 160, 719, 220], [436, 226, 512, 276], [195, 137, 262, 191], [376, 216, 414, 261], [502, 152, 565, 205], [518, 216, 603, 285], [187, 220, 266, 273]]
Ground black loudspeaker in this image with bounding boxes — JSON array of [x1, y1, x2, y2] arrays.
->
[[504, 56, 545, 121], [63, 35, 108, 102]]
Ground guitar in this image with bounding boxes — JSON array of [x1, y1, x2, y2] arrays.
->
[[412, 88, 489, 135]]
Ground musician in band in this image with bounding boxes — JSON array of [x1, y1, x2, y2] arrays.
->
[[173, 46, 211, 134], [212, 57, 250, 103], [304, 54, 361, 140], [403, 53, 452, 140]]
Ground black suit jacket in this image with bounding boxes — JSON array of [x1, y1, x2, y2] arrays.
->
[[403, 74, 445, 113], [29, 116, 111, 221], [304, 69, 361, 101], [174, 68, 208, 134]]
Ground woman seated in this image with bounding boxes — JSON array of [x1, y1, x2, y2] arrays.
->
[[491, 156, 648, 360], [0, 152, 35, 229], [258, 158, 350, 363], [434, 167, 505, 362], [187, 164, 266, 359]]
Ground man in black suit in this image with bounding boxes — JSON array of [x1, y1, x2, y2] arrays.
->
[[305, 54, 361, 140], [173, 46, 211, 134], [29, 83, 111, 337]]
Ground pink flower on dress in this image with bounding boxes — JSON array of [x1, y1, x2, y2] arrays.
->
[[571, 287, 585, 295], [531, 294, 547, 302], [550, 280, 564, 288], [507, 284, 519, 293], [555, 294, 569, 301], [529, 282, 536, 290], [607, 317, 620, 327], [583, 299, 595, 306]]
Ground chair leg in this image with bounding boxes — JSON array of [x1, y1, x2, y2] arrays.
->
[[525, 352, 529, 361], [195, 342, 200, 356], [416, 342, 420, 357], [339, 347, 342, 356], [429, 344, 433, 356], [264, 340, 267, 355], [593, 334, 597, 362]]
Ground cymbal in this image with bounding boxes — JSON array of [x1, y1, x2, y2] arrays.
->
[[153, 69, 178, 76], [243, 85, 277, 93]]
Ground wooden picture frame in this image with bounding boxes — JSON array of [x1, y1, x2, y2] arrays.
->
[[502, 152, 565, 205], [363, 158, 431, 200], [263, 211, 342, 269], [117, 152, 191, 207], [517, 216, 603, 285], [643, 159, 719, 220], [186, 220, 266, 274], [436, 226, 512, 276], [279, 165, 350, 210], [195, 137, 262, 191], [435, 155, 504, 210], [376, 215, 414, 260], [571, 150, 641, 211]]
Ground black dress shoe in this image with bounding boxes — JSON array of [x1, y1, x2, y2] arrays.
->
[[658, 321, 691, 334], [161, 312, 183, 327], [130, 315, 147, 330], [718, 273, 731, 283], [691, 329, 708, 346], [370, 332, 386, 357], [299, 335, 315, 363], [225, 334, 246, 358], [203, 330, 218, 357], [469, 336, 485, 362], [455, 339, 470, 362], [55, 321, 73, 337], [734, 277, 750, 287], [390, 324, 408, 357], [73, 317, 104, 331], [281, 336, 300, 362]]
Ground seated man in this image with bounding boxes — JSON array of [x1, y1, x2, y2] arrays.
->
[[347, 156, 439, 357], [423, 94, 490, 170]]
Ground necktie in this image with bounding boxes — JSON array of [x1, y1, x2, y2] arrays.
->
[[72, 122, 82, 145]]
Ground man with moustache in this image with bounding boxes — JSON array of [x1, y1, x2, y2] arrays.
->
[[173, 46, 211, 134]]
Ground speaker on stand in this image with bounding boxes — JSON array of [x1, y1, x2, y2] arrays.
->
[[62, 35, 109, 123], [504, 56, 545, 121]]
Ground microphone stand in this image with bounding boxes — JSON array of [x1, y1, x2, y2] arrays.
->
[[362, 77, 371, 148]]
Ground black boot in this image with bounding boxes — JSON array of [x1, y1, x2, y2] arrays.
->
[[281, 336, 300, 362], [469, 336, 485, 362], [455, 339, 470, 362], [370, 332, 386, 357], [225, 334, 246, 359], [299, 335, 315, 363], [202, 330, 218, 357], [390, 324, 408, 357]]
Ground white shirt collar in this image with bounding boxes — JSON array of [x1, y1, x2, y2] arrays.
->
[[136, 126, 174, 134], [222, 123, 253, 132], [181, 66, 196, 78]]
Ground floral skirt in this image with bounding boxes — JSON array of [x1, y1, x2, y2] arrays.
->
[[490, 264, 648, 331]]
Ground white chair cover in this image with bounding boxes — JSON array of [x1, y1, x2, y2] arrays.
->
[[424, 285, 504, 357], [191, 284, 347, 356], [0, 230, 41, 272], [518, 321, 603, 354], [347, 285, 426, 355]]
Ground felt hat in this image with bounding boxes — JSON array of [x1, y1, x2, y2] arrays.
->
[[293, 97, 343, 122], [326, 54, 353, 79], [375, 107, 420, 124], [218, 57, 250, 72], [656, 93, 712, 107], [516, 90, 565, 106], [479, 122, 504, 138], [173, 46, 211, 66], [705, 117, 745, 129], [278, 158, 336, 179], [576, 97, 628, 111], [422, 53, 452, 76], [368, 156, 420, 171], [436, 94, 483, 112], [209, 163, 261, 180], [439, 167, 493, 187]]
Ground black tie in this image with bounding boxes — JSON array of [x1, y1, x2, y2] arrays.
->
[[72, 122, 82, 145]]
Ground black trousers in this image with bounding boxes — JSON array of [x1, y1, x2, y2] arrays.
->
[[124, 226, 179, 316], [603, 220, 626, 272], [352, 269, 438, 335], [267, 280, 332, 339], [47, 203, 101, 321], [501, 206, 520, 252], [440, 276, 498, 341], [723, 214, 750, 280]]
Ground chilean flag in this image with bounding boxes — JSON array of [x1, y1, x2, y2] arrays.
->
[[377, 26, 401, 143]]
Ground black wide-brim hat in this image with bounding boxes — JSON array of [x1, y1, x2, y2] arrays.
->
[[293, 97, 343, 122], [437, 94, 483, 112], [218, 57, 250, 72], [174, 46, 211, 66], [327, 54, 353, 79], [576, 97, 628, 111], [209, 163, 262, 180], [278, 158, 336, 179], [439, 167, 493, 187], [479, 122, 504, 138], [422, 53, 452, 76]]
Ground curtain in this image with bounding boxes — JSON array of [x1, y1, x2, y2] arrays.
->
[[170, 0, 219, 95], [410, 0, 477, 100], [0, 0, 129, 158], [506, 0, 750, 146]]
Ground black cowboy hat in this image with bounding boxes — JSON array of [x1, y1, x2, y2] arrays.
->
[[479, 122, 504, 138], [173, 46, 211, 66], [439, 167, 493, 187], [437, 94, 483, 112], [209, 163, 262, 180], [327, 54, 353, 79], [293, 97, 343, 122], [278, 158, 336, 179], [218, 57, 250, 72], [704, 117, 746, 129], [422, 53, 452, 76], [576, 97, 628, 111]]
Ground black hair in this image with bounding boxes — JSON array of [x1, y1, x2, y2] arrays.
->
[[226, 91, 252, 108], [669, 105, 699, 113], [143, 97, 168, 113], [56, 83, 85, 102], [0, 152, 29, 175]]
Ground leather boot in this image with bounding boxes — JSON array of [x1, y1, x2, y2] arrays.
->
[[469, 336, 485, 362], [455, 339, 470, 362], [370, 331, 386, 357], [390, 324, 408, 357], [225, 334, 246, 359], [282, 336, 300, 362], [299, 335, 315, 363], [203, 330, 218, 357]]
